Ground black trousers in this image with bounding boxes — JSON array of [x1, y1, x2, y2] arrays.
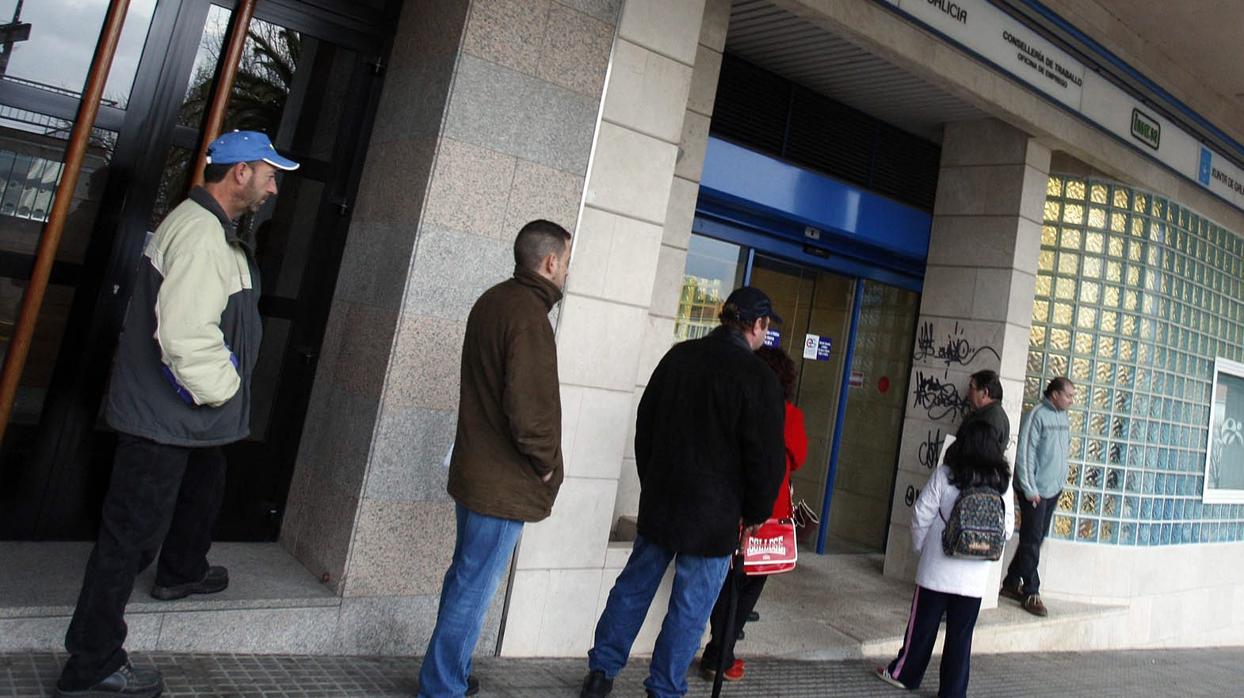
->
[[1003, 491, 1060, 595], [59, 434, 227, 689], [701, 570, 768, 668], [886, 586, 981, 698]]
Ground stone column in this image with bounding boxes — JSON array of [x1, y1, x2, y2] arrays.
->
[[614, 0, 729, 540], [882, 119, 1050, 609], [280, 0, 618, 655], [499, 0, 732, 657]]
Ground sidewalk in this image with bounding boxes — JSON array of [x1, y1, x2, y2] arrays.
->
[[4, 648, 1242, 697]]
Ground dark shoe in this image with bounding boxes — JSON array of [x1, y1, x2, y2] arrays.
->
[[580, 669, 612, 698], [466, 675, 479, 696], [1022, 593, 1049, 617], [55, 663, 163, 697], [747, 610, 760, 622], [999, 580, 1025, 602], [151, 565, 228, 601]]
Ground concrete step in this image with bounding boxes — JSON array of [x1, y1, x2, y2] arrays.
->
[[861, 596, 1131, 657], [0, 542, 342, 654], [730, 552, 1130, 661]]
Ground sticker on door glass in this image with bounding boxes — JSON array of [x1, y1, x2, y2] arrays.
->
[[763, 329, 781, 348], [803, 334, 832, 361]]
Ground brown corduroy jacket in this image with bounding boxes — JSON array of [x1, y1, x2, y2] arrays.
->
[[447, 268, 564, 522]]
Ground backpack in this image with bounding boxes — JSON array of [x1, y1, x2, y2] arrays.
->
[[940, 485, 1006, 560]]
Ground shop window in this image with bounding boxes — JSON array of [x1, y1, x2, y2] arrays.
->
[[1027, 175, 1244, 544]]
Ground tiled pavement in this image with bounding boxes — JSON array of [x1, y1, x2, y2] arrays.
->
[[3, 648, 1242, 697]]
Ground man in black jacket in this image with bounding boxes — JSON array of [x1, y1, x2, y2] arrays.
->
[[958, 369, 1010, 453], [580, 287, 786, 698]]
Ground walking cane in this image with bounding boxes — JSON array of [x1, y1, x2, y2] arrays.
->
[[712, 547, 744, 698]]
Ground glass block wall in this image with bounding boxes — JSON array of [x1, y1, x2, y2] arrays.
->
[[1027, 175, 1244, 545]]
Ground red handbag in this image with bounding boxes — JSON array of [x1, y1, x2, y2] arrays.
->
[[740, 517, 798, 575]]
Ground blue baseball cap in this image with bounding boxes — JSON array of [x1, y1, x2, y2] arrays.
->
[[206, 130, 299, 171]]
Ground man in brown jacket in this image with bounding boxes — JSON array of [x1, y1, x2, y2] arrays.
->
[[417, 219, 572, 698]]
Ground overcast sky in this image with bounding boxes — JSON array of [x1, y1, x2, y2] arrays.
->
[[1, 0, 158, 106]]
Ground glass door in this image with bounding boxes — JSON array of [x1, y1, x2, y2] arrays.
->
[[676, 232, 922, 555], [748, 255, 855, 551], [0, 0, 396, 541], [829, 280, 920, 552]]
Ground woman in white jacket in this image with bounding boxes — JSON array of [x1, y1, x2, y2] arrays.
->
[[875, 420, 1015, 698]]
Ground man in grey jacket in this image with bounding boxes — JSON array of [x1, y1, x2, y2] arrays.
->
[[1001, 376, 1076, 617], [57, 132, 298, 698]]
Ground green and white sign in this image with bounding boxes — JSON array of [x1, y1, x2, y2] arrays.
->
[[1130, 108, 1160, 150]]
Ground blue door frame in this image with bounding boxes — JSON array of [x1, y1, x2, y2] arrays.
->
[[697, 137, 932, 553]]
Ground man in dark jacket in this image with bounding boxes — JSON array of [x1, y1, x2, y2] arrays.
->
[[57, 131, 298, 698], [417, 219, 572, 698], [580, 287, 786, 698], [958, 369, 1010, 453]]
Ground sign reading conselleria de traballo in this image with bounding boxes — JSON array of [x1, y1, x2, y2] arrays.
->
[[880, 0, 1244, 215]]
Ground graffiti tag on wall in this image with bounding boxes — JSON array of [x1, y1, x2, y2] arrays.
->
[[912, 371, 971, 422], [917, 429, 944, 470], [914, 321, 1000, 378]]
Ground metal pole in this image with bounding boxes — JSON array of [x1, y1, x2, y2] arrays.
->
[[0, 0, 130, 444], [188, 0, 257, 190]]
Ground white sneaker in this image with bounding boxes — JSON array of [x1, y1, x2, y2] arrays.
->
[[874, 666, 908, 690]]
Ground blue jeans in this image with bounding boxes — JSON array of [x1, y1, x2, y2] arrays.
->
[[588, 534, 731, 698], [417, 502, 523, 698]]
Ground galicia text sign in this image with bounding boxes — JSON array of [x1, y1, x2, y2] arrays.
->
[[888, 0, 1244, 216]]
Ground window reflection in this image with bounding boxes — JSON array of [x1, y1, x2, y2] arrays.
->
[[0, 0, 157, 112], [674, 235, 745, 342]]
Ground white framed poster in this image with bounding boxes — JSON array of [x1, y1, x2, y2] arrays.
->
[[1204, 358, 1244, 503]]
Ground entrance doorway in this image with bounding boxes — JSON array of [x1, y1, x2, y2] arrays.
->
[[676, 231, 919, 553], [0, 0, 398, 541]]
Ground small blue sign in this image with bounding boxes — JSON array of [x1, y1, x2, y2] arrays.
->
[[1199, 147, 1213, 186], [763, 329, 781, 348]]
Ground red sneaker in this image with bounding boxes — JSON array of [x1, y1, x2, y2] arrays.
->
[[700, 658, 746, 682]]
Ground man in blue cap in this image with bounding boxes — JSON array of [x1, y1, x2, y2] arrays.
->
[[580, 286, 787, 698], [56, 131, 298, 698]]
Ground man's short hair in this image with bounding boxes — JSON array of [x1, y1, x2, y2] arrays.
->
[[203, 162, 235, 184], [514, 219, 571, 271], [1045, 376, 1074, 398], [970, 369, 1003, 401]]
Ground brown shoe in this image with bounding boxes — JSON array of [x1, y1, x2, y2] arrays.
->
[[999, 581, 1024, 602], [1022, 593, 1048, 617]]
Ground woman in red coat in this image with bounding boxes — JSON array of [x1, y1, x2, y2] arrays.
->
[[699, 345, 808, 683]]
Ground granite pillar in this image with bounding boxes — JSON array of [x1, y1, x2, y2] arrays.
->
[[882, 119, 1051, 610], [280, 0, 619, 655]]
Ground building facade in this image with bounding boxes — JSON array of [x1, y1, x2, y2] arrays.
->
[[3, 0, 1244, 655]]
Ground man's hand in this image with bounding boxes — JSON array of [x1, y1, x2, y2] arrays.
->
[[1028, 495, 1040, 505], [742, 521, 764, 537]]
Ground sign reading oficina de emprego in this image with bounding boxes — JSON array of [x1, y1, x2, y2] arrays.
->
[[881, 0, 1244, 216]]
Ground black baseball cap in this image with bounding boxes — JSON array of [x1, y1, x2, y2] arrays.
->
[[724, 286, 783, 325]]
